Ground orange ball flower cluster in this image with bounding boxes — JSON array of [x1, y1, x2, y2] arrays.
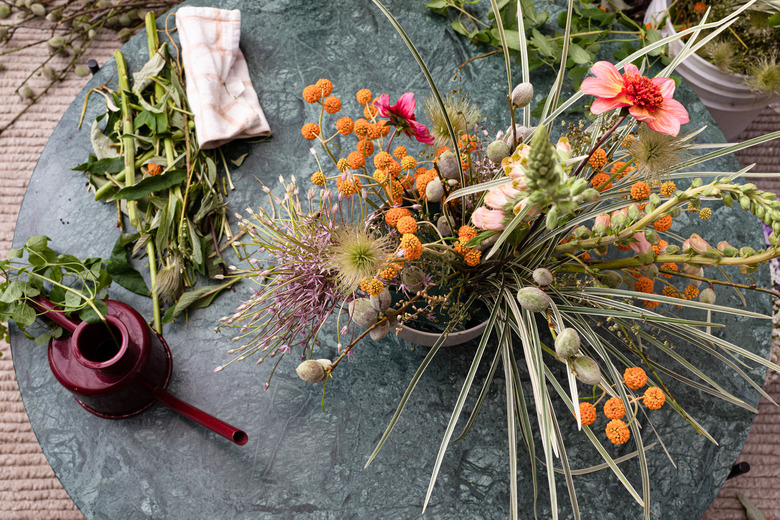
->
[[589, 148, 608, 169], [605, 419, 631, 445], [399, 233, 423, 261], [579, 402, 597, 426], [603, 397, 626, 420], [359, 277, 384, 297], [623, 367, 648, 390], [643, 387, 666, 410]]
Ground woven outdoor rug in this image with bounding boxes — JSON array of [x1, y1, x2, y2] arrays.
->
[[1, 24, 780, 520]]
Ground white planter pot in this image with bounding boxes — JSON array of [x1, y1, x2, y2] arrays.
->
[[396, 319, 488, 347], [644, 0, 780, 141]]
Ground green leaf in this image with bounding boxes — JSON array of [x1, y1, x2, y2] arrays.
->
[[163, 281, 235, 323], [74, 156, 125, 176], [106, 234, 149, 296], [78, 300, 107, 324], [769, 12, 780, 27], [7, 248, 22, 259], [112, 170, 187, 201], [35, 333, 51, 347], [134, 110, 157, 132], [24, 235, 49, 252], [1, 281, 24, 303], [132, 42, 167, 93], [568, 44, 591, 65], [90, 120, 119, 160], [230, 153, 250, 168], [13, 303, 36, 327], [64, 290, 83, 309], [530, 29, 554, 57]]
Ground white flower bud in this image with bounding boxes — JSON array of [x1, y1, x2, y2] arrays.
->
[[511, 82, 534, 108], [532, 268, 553, 287], [572, 356, 601, 385], [295, 359, 332, 383], [555, 328, 580, 359], [516, 287, 551, 313]]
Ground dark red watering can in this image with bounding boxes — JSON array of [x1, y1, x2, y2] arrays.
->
[[33, 297, 248, 446]]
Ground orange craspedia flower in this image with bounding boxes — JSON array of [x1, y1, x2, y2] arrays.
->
[[347, 151, 366, 170], [301, 122, 320, 140], [322, 96, 341, 114], [359, 276, 384, 297], [684, 284, 699, 299], [310, 171, 326, 186], [353, 118, 370, 139], [315, 78, 333, 96], [393, 145, 407, 159], [399, 233, 423, 261], [356, 139, 374, 157], [660, 181, 676, 197], [459, 133, 478, 154], [463, 248, 482, 267], [379, 266, 398, 280], [579, 402, 597, 426], [364, 104, 378, 119], [630, 181, 651, 200], [660, 262, 678, 278], [624, 367, 648, 390], [693, 1, 707, 14], [414, 167, 428, 180], [603, 397, 626, 420], [336, 116, 354, 135], [373, 169, 388, 184], [366, 123, 383, 140], [458, 225, 477, 241], [147, 163, 163, 176], [610, 161, 633, 180], [377, 119, 391, 137], [590, 172, 612, 191], [643, 299, 659, 309], [388, 160, 402, 178], [643, 387, 666, 410], [336, 158, 349, 172], [336, 176, 361, 197], [374, 151, 394, 170], [398, 174, 414, 190], [606, 419, 631, 445], [653, 215, 673, 232], [385, 207, 411, 227], [396, 215, 418, 234], [416, 172, 436, 200], [589, 148, 608, 169], [356, 88, 372, 105], [662, 285, 681, 298], [400, 155, 417, 171], [634, 276, 654, 294], [435, 146, 451, 157], [302, 84, 321, 103], [615, 242, 632, 251]]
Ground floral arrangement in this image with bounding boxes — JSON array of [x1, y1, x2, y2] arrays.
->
[[215, 1, 780, 517]]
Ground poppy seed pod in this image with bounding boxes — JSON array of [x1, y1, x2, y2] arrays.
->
[[572, 356, 602, 386], [369, 320, 390, 341], [699, 288, 716, 304], [532, 268, 553, 287], [511, 82, 534, 108], [348, 298, 378, 328], [426, 179, 444, 202], [555, 328, 581, 359], [436, 151, 460, 180], [487, 140, 510, 163], [516, 286, 551, 313], [370, 288, 392, 312], [296, 359, 332, 383]]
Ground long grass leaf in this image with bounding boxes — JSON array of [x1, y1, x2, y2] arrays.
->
[[501, 340, 519, 520]]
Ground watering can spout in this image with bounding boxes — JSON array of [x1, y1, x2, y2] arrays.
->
[[152, 388, 248, 445]]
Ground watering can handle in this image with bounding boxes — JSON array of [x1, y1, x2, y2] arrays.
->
[[29, 296, 81, 334]]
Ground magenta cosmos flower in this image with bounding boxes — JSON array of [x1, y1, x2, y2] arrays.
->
[[581, 62, 689, 136], [374, 92, 435, 144]]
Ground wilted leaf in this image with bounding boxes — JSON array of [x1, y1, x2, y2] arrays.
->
[[112, 170, 187, 201], [132, 42, 168, 94], [91, 120, 119, 159]]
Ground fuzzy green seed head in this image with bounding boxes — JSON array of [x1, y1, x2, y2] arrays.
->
[[516, 286, 551, 313], [487, 140, 510, 163], [555, 328, 581, 359], [532, 268, 553, 287], [572, 356, 602, 386]]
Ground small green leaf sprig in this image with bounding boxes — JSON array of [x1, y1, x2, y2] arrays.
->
[[0, 236, 112, 347]]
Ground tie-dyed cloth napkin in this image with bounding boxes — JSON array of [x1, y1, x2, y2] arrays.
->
[[176, 7, 271, 149]]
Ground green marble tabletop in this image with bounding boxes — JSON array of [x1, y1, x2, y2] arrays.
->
[[10, 0, 771, 518]]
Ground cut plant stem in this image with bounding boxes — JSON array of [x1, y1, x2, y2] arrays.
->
[[114, 50, 139, 229]]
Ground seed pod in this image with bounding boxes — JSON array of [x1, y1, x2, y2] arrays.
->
[[436, 215, 452, 237], [555, 328, 580, 359], [74, 65, 90, 77], [532, 268, 553, 287], [348, 298, 378, 328], [47, 35, 64, 50], [369, 288, 392, 312], [600, 270, 623, 289], [572, 356, 602, 386], [295, 359, 332, 383], [699, 288, 716, 304], [436, 151, 459, 180], [369, 320, 390, 341], [426, 179, 444, 202], [42, 66, 56, 81], [486, 140, 510, 163], [29, 2, 45, 16], [401, 265, 425, 293], [45, 11, 61, 22], [516, 286, 551, 313], [19, 86, 34, 99], [0, 5, 11, 18], [511, 82, 534, 108]]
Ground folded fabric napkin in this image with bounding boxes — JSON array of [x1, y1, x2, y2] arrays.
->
[[176, 6, 272, 149]]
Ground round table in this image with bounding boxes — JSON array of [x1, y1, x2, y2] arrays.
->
[[10, 1, 771, 518]]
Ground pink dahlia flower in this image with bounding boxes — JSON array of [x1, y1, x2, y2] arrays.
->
[[581, 62, 689, 136], [374, 93, 434, 144]]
